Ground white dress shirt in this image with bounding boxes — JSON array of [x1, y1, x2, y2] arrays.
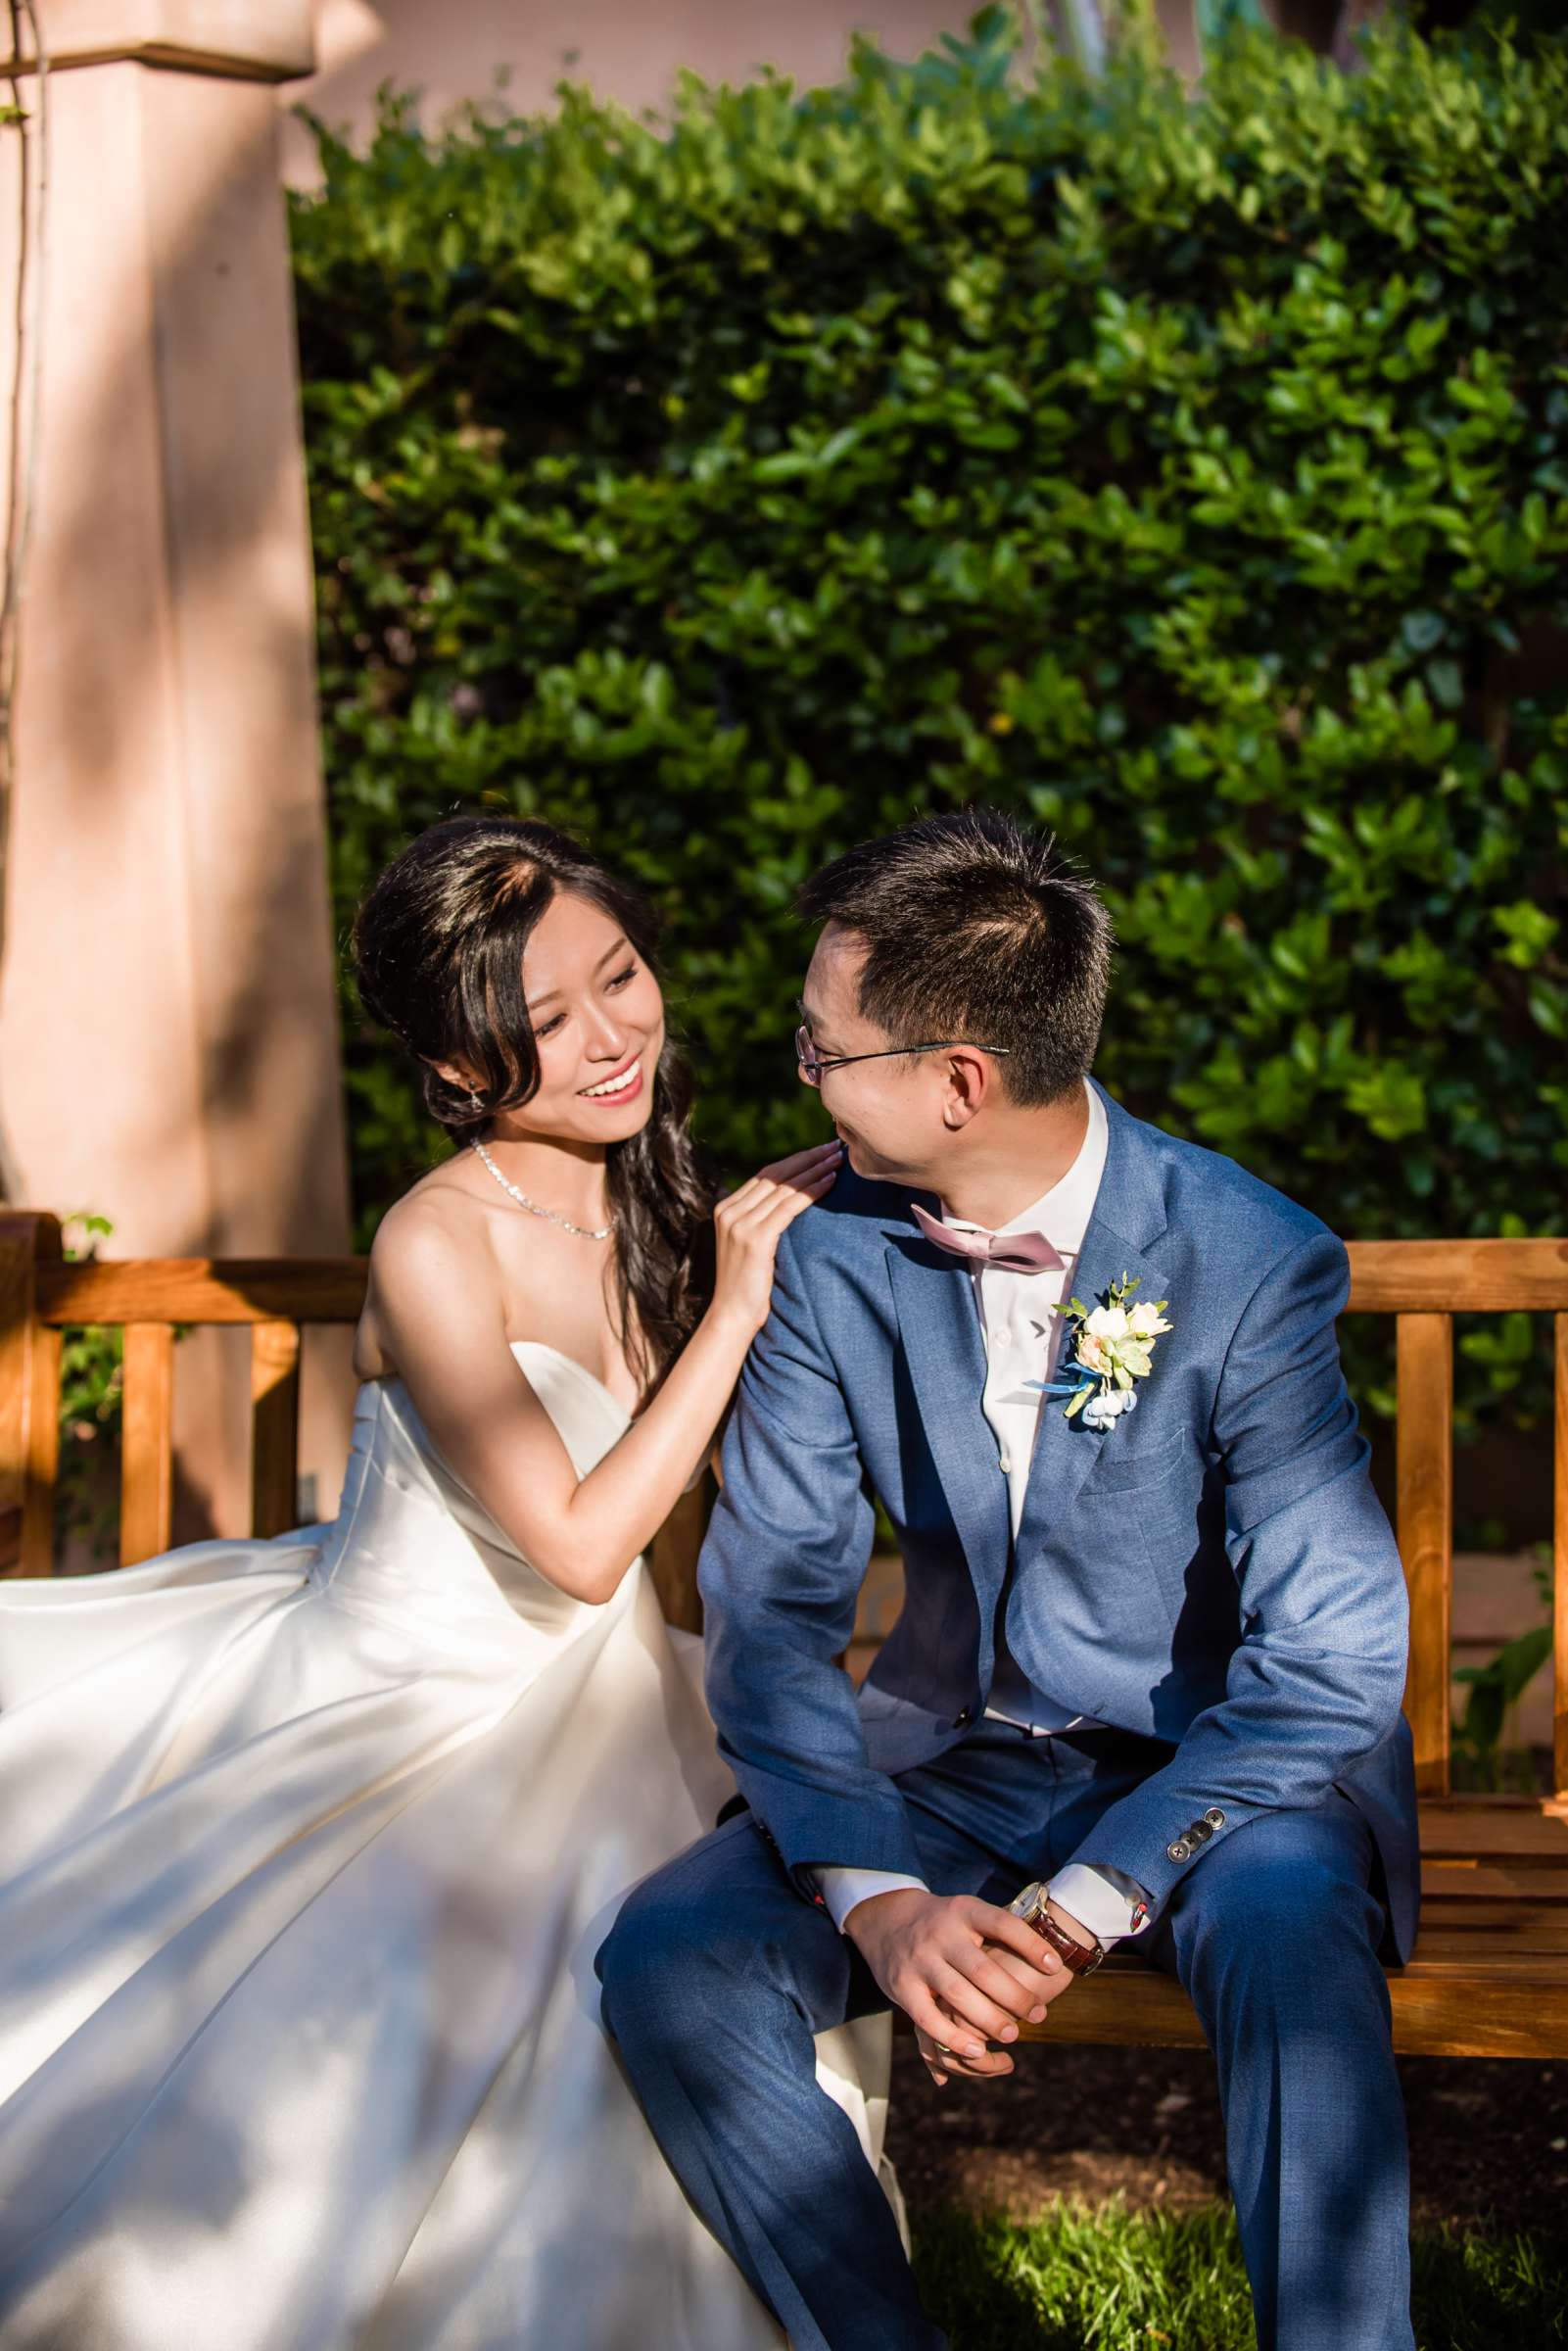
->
[[818, 1081, 1150, 1948]]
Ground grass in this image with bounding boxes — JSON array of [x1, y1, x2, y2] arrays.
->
[[909, 2200, 1568, 2350]]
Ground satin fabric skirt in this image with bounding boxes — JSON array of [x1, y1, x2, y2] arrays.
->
[[0, 1375, 898, 2348]]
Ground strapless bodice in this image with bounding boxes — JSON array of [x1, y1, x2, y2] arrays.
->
[[310, 1342, 638, 1658]]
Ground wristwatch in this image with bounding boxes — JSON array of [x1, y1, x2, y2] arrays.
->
[[1007, 1879, 1105, 1975]]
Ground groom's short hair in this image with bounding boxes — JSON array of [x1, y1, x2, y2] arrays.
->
[[797, 806, 1112, 1106]]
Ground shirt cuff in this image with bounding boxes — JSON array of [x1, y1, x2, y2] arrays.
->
[[1049, 1863, 1150, 1947], [814, 1866, 928, 1935]]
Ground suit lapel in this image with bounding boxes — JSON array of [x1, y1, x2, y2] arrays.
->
[[1016, 1085, 1173, 1550], [881, 1086, 1174, 1621], [884, 1236, 1012, 1630]]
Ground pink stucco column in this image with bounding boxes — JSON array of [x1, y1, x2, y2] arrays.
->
[[0, 2, 355, 1545]]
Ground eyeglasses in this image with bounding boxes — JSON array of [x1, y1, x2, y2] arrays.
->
[[794, 1024, 1014, 1087]]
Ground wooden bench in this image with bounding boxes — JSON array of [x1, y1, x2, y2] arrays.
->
[[0, 1215, 710, 1624], [1, 1214, 1564, 2058]]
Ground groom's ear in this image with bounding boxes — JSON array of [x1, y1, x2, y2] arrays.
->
[[938, 1046, 994, 1130]]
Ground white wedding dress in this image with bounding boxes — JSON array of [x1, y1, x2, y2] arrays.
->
[[0, 1345, 897, 2349]]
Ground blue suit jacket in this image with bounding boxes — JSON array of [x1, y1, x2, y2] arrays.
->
[[700, 1080, 1420, 1959]]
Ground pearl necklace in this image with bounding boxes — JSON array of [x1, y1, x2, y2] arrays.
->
[[470, 1140, 614, 1241]]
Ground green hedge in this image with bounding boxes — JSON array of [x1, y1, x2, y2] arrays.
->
[[291, 12, 1568, 1436]]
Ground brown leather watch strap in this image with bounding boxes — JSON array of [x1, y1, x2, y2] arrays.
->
[[1034, 1906, 1103, 1975], [1007, 1880, 1105, 1975]]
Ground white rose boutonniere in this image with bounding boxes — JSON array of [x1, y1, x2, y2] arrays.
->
[[1042, 1272, 1172, 1431]]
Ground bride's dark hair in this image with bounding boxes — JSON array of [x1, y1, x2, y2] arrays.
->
[[354, 815, 718, 1391]]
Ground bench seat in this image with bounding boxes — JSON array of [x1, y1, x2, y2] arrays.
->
[[1022, 1798, 1568, 2058]]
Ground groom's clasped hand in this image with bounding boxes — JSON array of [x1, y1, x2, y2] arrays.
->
[[844, 1886, 1071, 2085]]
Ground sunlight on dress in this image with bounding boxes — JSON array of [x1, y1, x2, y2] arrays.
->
[[0, 1344, 900, 2348]]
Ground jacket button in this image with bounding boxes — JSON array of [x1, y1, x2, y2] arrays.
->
[[1205, 1808, 1225, 1829], [1167, 1839, 1190, 1862], [954, 1706, 974, 1729]]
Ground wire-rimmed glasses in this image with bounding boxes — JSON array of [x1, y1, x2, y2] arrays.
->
[[794, 1024, 1014, 1087]]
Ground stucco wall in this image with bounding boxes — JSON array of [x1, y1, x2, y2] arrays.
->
[[286, 0, 1016, 178]]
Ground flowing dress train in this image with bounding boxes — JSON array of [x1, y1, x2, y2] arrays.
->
[[0, 1343, 897, 2348]]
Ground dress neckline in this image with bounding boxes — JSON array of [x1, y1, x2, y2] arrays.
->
[[509, 1338, 638, 1425]]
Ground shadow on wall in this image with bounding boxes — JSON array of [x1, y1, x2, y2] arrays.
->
[[0, 53, 355, 1538]]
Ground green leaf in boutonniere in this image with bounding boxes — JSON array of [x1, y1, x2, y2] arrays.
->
[[1043, 1272, 1173, 1431]]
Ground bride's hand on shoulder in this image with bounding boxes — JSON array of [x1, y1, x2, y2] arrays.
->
[[710, 1140, 843, 1341]]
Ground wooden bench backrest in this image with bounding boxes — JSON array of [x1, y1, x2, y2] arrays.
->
[[2, 1215, 1565, 1803], [0, 1215, 367, 1573], [1351, 1238, 1568, 1804]]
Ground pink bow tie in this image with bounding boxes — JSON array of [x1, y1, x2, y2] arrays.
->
[[910, 1202, 1066, 1275]]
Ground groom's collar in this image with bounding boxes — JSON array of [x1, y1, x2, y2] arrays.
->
[[896, 1077, 1172, 1262], [929, 1079, 1106, 1256]]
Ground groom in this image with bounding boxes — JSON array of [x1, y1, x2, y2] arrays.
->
[[598, 807, 1418, 2351]]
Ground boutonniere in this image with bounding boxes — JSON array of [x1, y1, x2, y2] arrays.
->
[[1040, 1272, 1172, 1431]]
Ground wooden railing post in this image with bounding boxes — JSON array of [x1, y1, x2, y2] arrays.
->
[[251, 1320, 302, 1539], [1554, 1312, 1568, 1809], [0, 1213, 63, 1577], [119, 1324, 175, 1566], [1397, 1312, 1453, 1798]]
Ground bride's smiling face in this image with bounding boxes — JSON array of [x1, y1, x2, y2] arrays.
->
[[502, 889, 666, 1145]]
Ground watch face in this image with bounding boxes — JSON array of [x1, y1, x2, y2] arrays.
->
[[1008, 1881, 1047, 1922]]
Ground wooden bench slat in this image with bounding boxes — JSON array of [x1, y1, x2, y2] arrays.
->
[[1418, 1799, 1568, 1862], [1423, 1863, 1568, 1904], [1402, 1955, 1568, 1981], [17, 1316, 60, 1579], [119, 1324, 175, 1566], [1556, 1312, 1568, 1803], [1021, 1966, 1568, 2060], [1411, 1902, 1568, 1946], [1398, 1313, 1453, 1797], [0, 1226, 38, 1519], [36, 1260, 368, 1328], [251, 1321, 303, 1540], [1386, 1979, 1568, 2059], [1418, 1879, 1568, 1912], [1348, 1237, 1568, 1313], [0, 1214, 64, 1578]]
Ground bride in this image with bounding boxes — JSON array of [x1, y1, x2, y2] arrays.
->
[[0, 816, 897, 2348]]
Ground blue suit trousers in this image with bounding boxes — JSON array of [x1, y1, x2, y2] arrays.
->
[[598, 1722, 1413, 2351]]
